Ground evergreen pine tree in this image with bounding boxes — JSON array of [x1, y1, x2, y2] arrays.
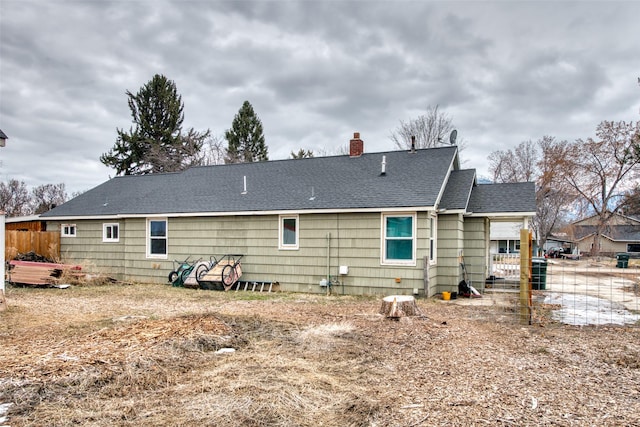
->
[[101, 74, 208, 175], [225, 101, 268, 163]]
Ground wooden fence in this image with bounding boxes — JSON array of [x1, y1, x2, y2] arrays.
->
[[5, 230, 60, 261]]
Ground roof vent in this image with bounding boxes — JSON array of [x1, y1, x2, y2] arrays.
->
[[410, 135, 416, 154], [380, 155, 387, 176], [241, 175, 247, 195]]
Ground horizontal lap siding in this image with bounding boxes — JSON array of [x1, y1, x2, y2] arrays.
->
[[436, 213, 464, 294], [273, 212, 430, 295], [51, 212, 436, 296], [463, 217, 487, 292], [46, 220, 125, 277]]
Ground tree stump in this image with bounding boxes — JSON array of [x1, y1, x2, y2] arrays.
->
[[379, 295, 422, 319]]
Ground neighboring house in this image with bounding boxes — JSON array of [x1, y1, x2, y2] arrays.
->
[[40, 133, 536, 296], [489, 221, 526, 254], [0, 129, 7, 147], [570, 212, 640, 257]]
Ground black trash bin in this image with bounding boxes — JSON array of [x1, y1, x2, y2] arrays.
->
[[531, 257, 548, 290], [616, 253, 630, 269]]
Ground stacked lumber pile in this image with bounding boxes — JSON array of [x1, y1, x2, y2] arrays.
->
[[8, 260, 82, 286]]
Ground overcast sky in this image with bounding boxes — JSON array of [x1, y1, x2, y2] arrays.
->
[[1, 0, 639, 196]]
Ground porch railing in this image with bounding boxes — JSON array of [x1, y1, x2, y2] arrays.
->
[[489, 253, 520, 280]]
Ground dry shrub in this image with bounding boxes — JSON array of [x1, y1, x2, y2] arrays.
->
[[55, 257, 123, 286], [47, 242, 60, 263]]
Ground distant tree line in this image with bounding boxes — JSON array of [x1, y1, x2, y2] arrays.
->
[[0, 181, 69, 217], [487, 120, 640, 257]]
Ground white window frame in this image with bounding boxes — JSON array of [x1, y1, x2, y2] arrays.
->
[[381, 213, 417, 266], [146, 218, 168, 259], [61, 224, 76, 237], [429, 214, 437, 264], [102, 223, 120, 243], [279, 214, 299, 250]]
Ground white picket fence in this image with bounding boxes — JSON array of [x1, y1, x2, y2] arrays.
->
[[489, 253, 521, 280]]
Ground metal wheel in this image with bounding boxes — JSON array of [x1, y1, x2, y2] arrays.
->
[[168, 271, 178, 283], [221, 264, 235, 286], [195, 264, 209, 281]]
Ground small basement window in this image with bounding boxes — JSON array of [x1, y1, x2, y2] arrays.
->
[[103, 223, 120, 242], [61, 224, 76, 237]]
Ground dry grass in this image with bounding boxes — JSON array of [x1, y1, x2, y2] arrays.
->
[[1, 283, 639, 426]]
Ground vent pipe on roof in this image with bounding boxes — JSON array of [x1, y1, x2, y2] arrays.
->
[[241, 175, 247, 194], [381, 155, 387, 176], [410, 136, 416, 154]]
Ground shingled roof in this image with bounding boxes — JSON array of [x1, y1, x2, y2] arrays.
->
[[41, 145, 536, 219], [467, 182, 537, 214], [43, 146, 461, 218], [439, 169, 476, 211]]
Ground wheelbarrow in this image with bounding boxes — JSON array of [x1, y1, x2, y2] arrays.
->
[[195, 254, 243, 291], [167, 256, 201, 287]]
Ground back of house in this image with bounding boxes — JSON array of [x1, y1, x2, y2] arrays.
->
[[41, 133, 536, 296]]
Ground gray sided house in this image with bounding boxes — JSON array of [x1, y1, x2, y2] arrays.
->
[[41, 134, 535, 296]]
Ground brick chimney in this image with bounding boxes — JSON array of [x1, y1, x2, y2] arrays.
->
[[349, 132, 363, 157]]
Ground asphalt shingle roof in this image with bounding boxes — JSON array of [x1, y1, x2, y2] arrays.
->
[[439, 169, 476, 210], [574, 225, 640, 241], [43, 147, 462, 217], [467, 182, 536, 214], [42, 146, 537, 219]]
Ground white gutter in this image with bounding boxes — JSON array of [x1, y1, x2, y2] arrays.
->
[[466, 211, 536, 218]]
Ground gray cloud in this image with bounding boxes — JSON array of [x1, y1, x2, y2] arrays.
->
[[1, 0, 639, 195]]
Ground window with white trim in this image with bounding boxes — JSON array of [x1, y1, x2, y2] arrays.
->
[[61, 224, 76, 237], [429, 215, 437, 263], [103, 223, 120, 242], [147, 218, 167, 258], [382, 213, 416, 265], [279, 215, 299, 250]]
